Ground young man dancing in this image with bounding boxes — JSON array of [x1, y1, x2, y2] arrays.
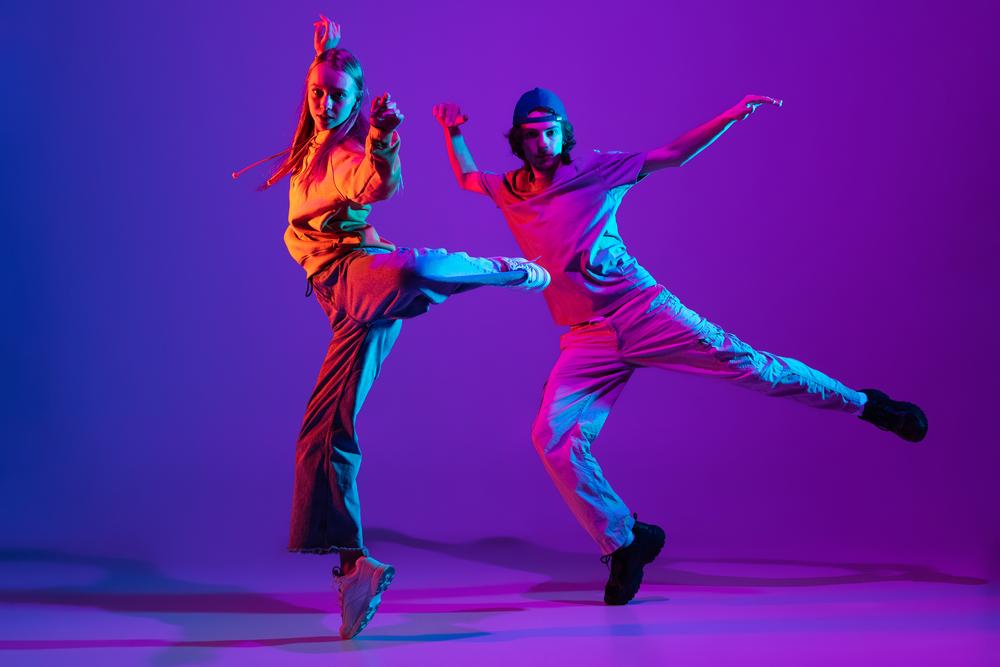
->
[[433, 89, 927, 605]]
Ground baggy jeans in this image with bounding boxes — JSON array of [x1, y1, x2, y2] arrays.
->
[[289, 246, 518, 554], [530, 284, 866, 555]]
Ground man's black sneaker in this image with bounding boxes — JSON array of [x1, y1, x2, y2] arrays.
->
[[602, 519, 666, 605], [859, 389, 928, 443]]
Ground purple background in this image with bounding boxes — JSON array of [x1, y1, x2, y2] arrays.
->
[[3, 1, 997, 574]]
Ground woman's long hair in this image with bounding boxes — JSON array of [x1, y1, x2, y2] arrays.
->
[[261, 48, 369, 191]]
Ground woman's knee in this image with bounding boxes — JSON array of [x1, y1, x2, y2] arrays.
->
[[411, 248, 470, 280]]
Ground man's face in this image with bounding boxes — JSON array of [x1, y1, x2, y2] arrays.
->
[[520, 110, 563, 171]]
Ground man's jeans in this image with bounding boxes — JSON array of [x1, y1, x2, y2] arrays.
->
[[530, 284, 866, 555]]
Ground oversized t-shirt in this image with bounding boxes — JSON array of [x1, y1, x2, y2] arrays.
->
[[478, 150, 655, 326]]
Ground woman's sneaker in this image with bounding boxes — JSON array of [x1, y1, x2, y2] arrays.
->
[[492, 257, 551, 291], [859, 389, 928, 443], [602, 519, 666, 605], [334, 556, 395, 639]]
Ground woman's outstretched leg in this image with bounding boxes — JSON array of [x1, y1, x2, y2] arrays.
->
[[329, 247, 549, 323], [410, 248, 550, 290]]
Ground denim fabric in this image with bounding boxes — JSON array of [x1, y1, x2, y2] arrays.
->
[[288, 247, 513, 553]]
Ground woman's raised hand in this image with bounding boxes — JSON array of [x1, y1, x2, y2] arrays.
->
[[371, 93, 404, 133], [313, 14, 341, 54]]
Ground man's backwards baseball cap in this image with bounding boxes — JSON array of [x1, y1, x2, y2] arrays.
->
[[513, 87, 567, 126]]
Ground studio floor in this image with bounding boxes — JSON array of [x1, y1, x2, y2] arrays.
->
[[2, 531, 996, 666]]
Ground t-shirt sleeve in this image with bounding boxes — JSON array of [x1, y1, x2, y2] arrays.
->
[[477, 171, 505, 203], [595, 150, 647, 189]]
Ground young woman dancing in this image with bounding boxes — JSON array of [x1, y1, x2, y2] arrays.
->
[[251, 18, 549, 639]]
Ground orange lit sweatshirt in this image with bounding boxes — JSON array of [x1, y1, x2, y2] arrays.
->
[[284, 125, 401, 278]]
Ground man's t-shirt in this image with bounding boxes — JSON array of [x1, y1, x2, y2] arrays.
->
[[479, 150, 655, 326]]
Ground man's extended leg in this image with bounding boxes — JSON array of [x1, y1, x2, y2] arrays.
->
[[619, 285, 926, 440]]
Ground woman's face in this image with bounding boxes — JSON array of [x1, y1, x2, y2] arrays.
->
[[307, 62, 360, 132]]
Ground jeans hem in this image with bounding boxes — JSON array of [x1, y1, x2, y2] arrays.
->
[[288, 545, 369, 556]]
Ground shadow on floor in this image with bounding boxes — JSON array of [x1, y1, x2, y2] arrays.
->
[[365, 527, 988, 599], [0, 537, 989, 659]]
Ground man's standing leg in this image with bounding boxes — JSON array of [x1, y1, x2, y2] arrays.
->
[[531, 318, 667, 605], [531, 321, 635, 555]]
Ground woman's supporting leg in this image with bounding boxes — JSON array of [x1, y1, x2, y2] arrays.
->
[[288, 316, 403, 555]]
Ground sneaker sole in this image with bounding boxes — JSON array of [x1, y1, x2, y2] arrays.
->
[[448, 270, 547, 290], [341, 566, 396, 639]]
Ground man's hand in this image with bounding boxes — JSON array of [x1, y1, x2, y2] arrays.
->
[[313, 14, 341, 55], [727, 95, 783, 122], [433, 102, 469, 129], [371, 93, 404, 133]]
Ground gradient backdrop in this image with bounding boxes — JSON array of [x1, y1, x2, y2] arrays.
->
[[2, 1, 997, 577]]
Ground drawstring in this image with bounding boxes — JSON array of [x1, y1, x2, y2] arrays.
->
[[304, 277, 314, 297]]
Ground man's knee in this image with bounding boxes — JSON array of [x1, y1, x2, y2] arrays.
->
[[532, 411, 587, 461], [531, 414, 559, 456]]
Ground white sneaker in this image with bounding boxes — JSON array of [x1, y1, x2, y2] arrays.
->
[[493, 257, 551, 291], [334, 556, 396, 639]]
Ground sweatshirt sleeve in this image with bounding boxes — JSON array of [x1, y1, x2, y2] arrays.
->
[[331, 126, 402, 205]]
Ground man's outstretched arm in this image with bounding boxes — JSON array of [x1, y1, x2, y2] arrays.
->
[[641, 95, 782, 174], [433, 102, 486, 194]]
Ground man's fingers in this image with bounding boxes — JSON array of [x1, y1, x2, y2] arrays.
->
[[749, 95, 783, 107], [431, 103, 466, 127]]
